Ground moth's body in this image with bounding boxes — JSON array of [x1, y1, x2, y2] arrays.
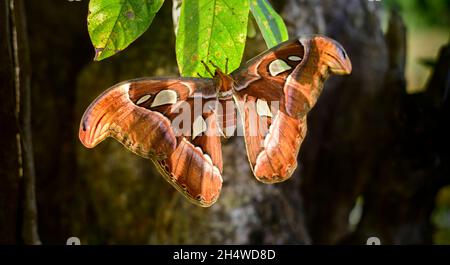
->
[[79, 35, 352, 207]]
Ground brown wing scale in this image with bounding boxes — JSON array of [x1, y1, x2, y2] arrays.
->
[[79, 77, 224, 206], [232, 35, 351, 183]]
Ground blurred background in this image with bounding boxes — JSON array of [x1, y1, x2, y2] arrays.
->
[[1, 0, 449, 244]]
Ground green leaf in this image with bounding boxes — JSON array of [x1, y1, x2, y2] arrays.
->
[[176, 0, 249, 77], [88, 0, 164, 61], [250, 0, 288, 48]]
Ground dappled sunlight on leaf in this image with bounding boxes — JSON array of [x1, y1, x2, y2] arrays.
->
[[88, 0, 164, 61], [250, 0, 288, 48], [175, 0, 249, 77]]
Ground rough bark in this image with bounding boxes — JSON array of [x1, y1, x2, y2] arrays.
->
[[283, 0, 388, 244], [24, 0, 91, 243], [0, 0, 21, 244], [346, 12, 450, 244], [12, 0, 40, 245], [0, 0, 40, 244]]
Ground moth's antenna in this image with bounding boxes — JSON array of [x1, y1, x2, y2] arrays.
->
[[208, 60, 220, 70], [225, 58, 229, 74], [197, 72, 204, 78], [200, 60, 214, 77]]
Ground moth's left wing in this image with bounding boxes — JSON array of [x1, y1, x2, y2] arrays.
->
[[79, 77, 224, 206]]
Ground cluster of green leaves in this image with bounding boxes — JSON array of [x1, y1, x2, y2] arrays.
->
[[87, 0, 288, 77]]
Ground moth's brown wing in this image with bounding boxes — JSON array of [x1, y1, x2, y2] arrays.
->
[[154, 97, 225, 207], [231, 39, 309, 183], [233, 97, 308, 184], [80, 78, 205, 158], [79, 77, 223, 206]]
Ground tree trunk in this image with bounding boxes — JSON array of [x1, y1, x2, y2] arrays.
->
[[347, 12, 450, 244], [0, 0, 21, 244], [0, 0, 40, 244], [282, 0, 388, 244], [24, 0, 92, 244]]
